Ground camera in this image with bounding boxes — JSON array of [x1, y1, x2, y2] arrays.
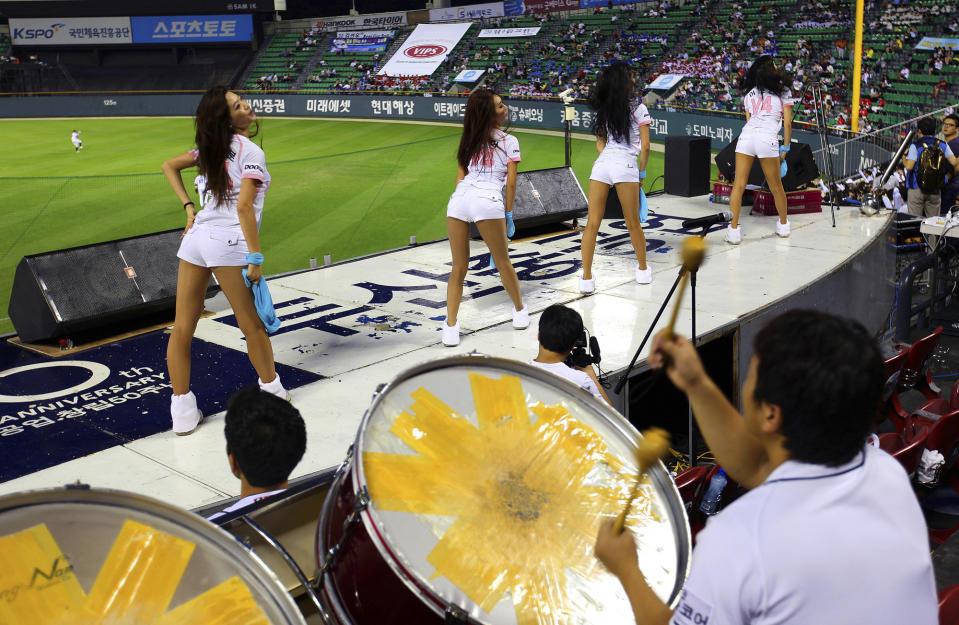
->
[[565, 330, 601, 369], [558, 87, 575, 105]]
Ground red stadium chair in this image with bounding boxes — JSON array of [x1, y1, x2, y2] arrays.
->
[[886, 327, 943, 433], [940, 583, 959, 625], [674, 465, 710, 508]]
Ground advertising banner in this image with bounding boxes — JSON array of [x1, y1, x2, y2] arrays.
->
[[316, 12, 407, 32], [521, 0, 580, 11], [130, 14, 253, 43], [337, 30, 394, 39], [647, 74, 685, 90], [330, 37, 389, 52], [429, 2, 505, 21], [478, 27, 541, 37], [504, 0, 526, 15], [10, 17, 132, 46], [454, 69, 486, 82], [378, 22, 472, 77], [915, 36, 959, 51], [579, 0, 639, 6]]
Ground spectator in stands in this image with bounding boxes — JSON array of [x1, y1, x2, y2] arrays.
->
[[580, 61, 653, 294], [161, 86, 289, 435], [206, 386, 306, 522], [904, 116, 959, 217], [596, 309, 937, 625], [531, 304, 611, 405], [442, 89, 529, 347], [942, 114, 959, 214], [726, 56, 793, 244]]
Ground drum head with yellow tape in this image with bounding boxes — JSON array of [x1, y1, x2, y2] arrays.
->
[[355, 356, 691, 625]]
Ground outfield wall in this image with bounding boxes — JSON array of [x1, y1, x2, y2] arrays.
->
[[0, 94, 871, 172]]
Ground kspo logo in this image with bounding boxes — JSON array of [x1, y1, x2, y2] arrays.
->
[[13, 23, 66, 40], [403, 44, 447, 59]]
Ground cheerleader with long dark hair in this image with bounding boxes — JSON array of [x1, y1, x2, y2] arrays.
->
[[160, 86, 288, 435], [579, 61, 652, 293], [725, 55, 794, 244], [443, 89, 529, 346]]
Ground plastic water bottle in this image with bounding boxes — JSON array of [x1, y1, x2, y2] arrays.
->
[[699, 468, 727, 516]]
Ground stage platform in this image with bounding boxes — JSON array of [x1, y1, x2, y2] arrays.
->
[[0, 194, 893, 510]]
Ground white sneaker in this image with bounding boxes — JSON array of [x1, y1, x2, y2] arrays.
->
[[579, 275, 596, 293], [171, 391, 202, 436], [635, 265, 652, 284], [442, 320, 460, 346], [776, 220, 791, 237], [725, 225, 742, 245], [512, 304, 530, 329], [259, 374, 291, 401]]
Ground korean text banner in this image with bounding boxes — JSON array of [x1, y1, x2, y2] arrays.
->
[[378, 22, 472, 77], [580, 0, 639, 6], [429, 2, 505, 21], [10, 17, 132, 46], [317, 12, 407, 33], [130, 14, 253, 43], [915, 36, 959, 51], [521, 0, 580, 11], [478, 27, 541, 37], [337, 30, 394, 39], [331, 37, 389, 52]]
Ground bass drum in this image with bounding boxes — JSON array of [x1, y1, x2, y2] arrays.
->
[[0, 486, 307, 625], [316, 355, 691, 625]]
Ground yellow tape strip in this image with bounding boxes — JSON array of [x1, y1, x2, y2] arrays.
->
[[364, 373, 654, 625], [0, 524, 87, 624], [83, 519, 195, 623], [155, 577, 270, 625]]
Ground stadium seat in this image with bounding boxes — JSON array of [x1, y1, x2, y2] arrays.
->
[[887, 327, 944, 433], [940, 583, 959, 625]]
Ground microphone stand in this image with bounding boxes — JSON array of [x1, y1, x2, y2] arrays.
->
[[810, 81, 838, 227], [614, 225, 708, 468]]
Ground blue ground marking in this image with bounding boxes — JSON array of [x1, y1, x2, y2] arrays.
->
[[0, 331, 323, 483]]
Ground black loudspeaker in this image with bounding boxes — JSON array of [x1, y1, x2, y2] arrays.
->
[[9, 229, 217, 343], [665, 136, 711, 197], [715, 139, 820, 192], [469, 166, 587, 237]]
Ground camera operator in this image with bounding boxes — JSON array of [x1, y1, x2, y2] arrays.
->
[[531, 304, 612, 406]]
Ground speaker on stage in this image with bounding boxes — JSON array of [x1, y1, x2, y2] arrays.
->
[[715, 139, 820, 192], [665, 136, 711, 197], [469, 166, 587, 237], [9, 229, 218, 343]]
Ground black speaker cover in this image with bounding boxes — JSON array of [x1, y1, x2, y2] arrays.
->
[[715, 139, 820, 192], [470, 166, 587, 237], [665, 136, 711, 197], [9, 229, 217, 343]]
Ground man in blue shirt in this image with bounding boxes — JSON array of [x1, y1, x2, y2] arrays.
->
[[904, 116, 959, 217], [942, 114, 959, 215]]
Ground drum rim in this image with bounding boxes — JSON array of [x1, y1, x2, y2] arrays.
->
[[348, 354, 692, 618], [0, 485, 308, 625]]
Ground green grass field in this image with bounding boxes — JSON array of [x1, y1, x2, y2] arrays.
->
[[0, 117, 668, 336]]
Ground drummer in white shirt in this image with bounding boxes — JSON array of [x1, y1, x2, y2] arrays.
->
[[531, 304, 612, 406]]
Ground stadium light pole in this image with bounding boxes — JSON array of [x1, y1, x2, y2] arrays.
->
[[851, 0, 864, 133]]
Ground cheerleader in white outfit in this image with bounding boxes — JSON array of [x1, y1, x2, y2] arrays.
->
[[725, 55, 794, 244], [443, 89, 529, 347], [160, 85, 288, 435], [579, 61, 652, 293]]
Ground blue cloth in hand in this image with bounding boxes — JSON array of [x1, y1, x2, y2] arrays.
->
[[242, 270, 281, 334], [780, 159, 788, 178], [640, 187, 648, 223], [506, 211, 515, 238], [489, 253, 496, 270]]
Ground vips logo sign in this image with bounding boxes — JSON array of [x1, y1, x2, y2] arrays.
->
[[404, 45, 448, 59], [10, 17, 133, 45], [130, 14, 253, 43], [378, 23, 472, 77]]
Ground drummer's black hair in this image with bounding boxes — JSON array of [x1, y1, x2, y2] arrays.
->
[[539, 304, 584, 355], [752, 310, 883, 466], [225, 386, 306, 487]]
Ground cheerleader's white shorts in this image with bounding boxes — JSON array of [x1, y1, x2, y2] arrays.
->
[[446, 182, 506, 223], [177, 223, 249, 267], [735, 130, 780, 159], [589, 150, 640, 186]]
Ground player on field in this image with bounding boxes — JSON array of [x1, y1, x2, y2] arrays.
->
[[71, 129, 83, 152], [442, 88, 529, 347], [579, 61, 653, 293], [161, 85, 288, 436], [725, 55, 793, 244]]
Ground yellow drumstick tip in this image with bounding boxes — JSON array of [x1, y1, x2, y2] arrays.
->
[[614, 427, 671, 534]]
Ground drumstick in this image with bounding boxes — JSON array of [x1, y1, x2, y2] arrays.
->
[[613, 427, 671, 534], [664, 237, 707, 339]]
